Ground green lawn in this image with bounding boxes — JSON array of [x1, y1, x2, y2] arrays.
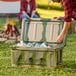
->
[[0, 34, 76, 76]]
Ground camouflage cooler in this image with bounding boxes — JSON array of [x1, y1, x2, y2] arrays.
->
[[11, 18, 66, 69]]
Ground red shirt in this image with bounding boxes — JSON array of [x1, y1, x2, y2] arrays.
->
[[18, 0, 36, 21], [62, 0, 76, 22]]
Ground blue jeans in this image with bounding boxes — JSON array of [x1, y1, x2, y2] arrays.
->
[[21, 14, 39, 20]]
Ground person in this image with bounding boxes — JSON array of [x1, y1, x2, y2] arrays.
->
[[52, 0, 76, 43], [18, 0, 39, 21]]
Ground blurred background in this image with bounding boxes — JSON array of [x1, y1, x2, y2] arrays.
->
[[0, 0, 64, 28], [0, 1, 76, 76]]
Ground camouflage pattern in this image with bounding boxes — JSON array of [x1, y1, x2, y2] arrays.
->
[[11, 18, 65, 69]]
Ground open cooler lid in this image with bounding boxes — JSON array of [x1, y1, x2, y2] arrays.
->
[[13, 18, 66, 49], [21, 18, 64, 43]]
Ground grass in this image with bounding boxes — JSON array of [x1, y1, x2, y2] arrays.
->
[[63, 34, 76, 69], [0, 34, 76, 76]]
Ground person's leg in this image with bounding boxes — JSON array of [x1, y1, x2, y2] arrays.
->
[[33, 14, 39, 18], [57, 22, 71, 43], [21, 14, 27, 20]]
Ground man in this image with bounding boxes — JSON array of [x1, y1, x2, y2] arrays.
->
[[52, 0, 76, 43], [18, 0, 39, 21]]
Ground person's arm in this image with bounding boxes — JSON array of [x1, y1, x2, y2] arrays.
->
[[22, 11, 30, 18], [31, 0, 36, 18], [57, 22, 71, 43], [57, 0, 72, 43], [31, 10, 36, 18], [61, 0, 72, 32], [20, 0, 30, 19], [62, 0, 72, 22], [20, 0, 25, 13]]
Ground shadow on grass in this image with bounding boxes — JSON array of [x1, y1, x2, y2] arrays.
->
[[62, 60, 76, 70]]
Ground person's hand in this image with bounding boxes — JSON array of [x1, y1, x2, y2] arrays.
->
[[31, 10, 36, 18], [22, 11, 30, 19], [57, 34, 64, 43], [53, 17, 64, 20]]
